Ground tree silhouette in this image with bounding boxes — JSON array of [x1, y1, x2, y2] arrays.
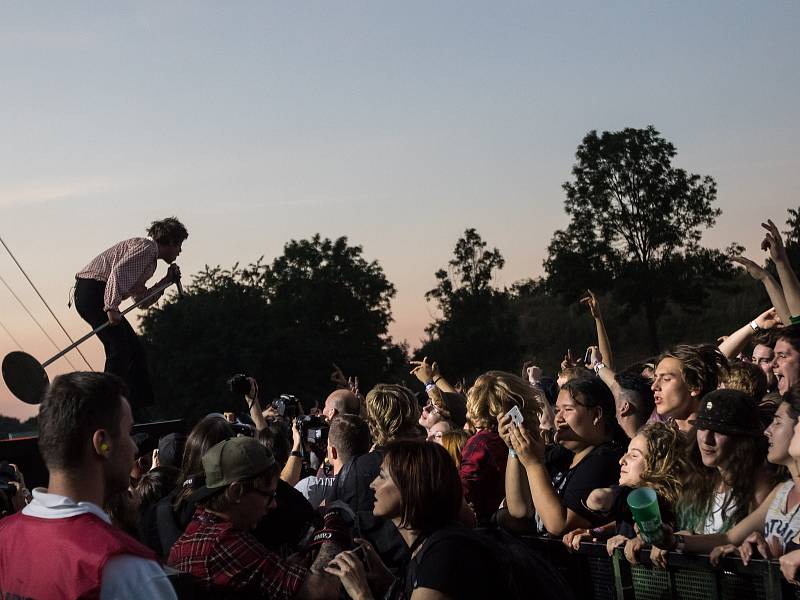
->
[[140, 235, 405, 423], [545, 126, 733, 353], [419, 228, 518, 381]]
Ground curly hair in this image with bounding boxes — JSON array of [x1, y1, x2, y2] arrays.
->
[[146, 217, 188, 246], [635, 422, 690, 507], [466, 370, 542, 430], [365, 384, 420, 447], [658, 344, 728, 397]]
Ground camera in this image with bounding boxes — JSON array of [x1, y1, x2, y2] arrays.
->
[[0, 462, 19, 498], [296, 415, 329, 447], [231, 422, 255, 437], [227, 374, 251, 396], [271, 394, 301, 420]]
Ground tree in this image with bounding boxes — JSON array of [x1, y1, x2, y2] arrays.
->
[[418, 228, 518, 381], [140, 235, 405, 423], [545, 126, 734, 353]]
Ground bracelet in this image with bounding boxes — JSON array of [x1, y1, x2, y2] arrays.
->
[[425, 383, 436, 393], [433, 376, 442, 384], [594, 362, 606, 375], [290, 450, 303, 458], [508, 448, 518, 458], [749, 321, 760, 332]]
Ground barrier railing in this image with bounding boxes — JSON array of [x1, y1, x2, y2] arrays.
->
[[524, 536, 799, 600]]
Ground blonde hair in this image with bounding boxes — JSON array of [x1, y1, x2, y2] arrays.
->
[[440, 430, 471, 468], [365, 384, 420, 447], [466, 371, 542, 430]]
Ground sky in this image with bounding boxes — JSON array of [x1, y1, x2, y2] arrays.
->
[[1, 2, 798, 420]]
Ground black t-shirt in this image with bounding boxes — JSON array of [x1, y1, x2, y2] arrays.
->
[[538, 442, 624, 532], [254, 479, 316, 556], [405, 527, 496, 600]]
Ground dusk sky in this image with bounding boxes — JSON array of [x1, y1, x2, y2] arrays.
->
[[1, 2, 798, 419]]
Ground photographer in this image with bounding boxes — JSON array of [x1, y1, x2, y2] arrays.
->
[[0, 462, 32, 519], [296, 415, 371, 508]]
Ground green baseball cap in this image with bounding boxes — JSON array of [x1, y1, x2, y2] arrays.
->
[[190, 437, 276, 503]]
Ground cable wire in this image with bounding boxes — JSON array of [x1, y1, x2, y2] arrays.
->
[[0, 272, 79, 370], [0, 317, 22, 350], [0, 235, 93, 370]]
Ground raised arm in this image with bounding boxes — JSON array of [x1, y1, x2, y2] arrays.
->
[[410, 357, 457, 394], [508, 422, 590, 536], [245, 378, 268, 432], [762, 219, 800, 319], [731, 255, 791, 324], [718, 307, 781, 359], [498, 413, 534, 519], [581, 290, 614, 370]]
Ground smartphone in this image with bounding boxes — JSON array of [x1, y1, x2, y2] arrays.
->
[[507, 405, 524, 426], [583, 348, 592, 365]]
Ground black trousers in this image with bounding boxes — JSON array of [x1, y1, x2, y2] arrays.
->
[[74, 278, 154, 410]]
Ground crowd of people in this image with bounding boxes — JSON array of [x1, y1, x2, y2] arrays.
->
[[4, 218, 800, 598]]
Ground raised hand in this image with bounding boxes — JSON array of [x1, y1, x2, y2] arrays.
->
[[580, 289, 602, 319], [509, 422, 545, 466], [410, 356, 436, 383], [330, 363, 349, 390], [731, 255, 770, 281], [762, 219, 788, 263], [754, 307, 781, 330]]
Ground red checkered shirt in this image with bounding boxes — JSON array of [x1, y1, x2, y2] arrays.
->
[[168, 508, 307, 599], [76, 237, 162, 311]]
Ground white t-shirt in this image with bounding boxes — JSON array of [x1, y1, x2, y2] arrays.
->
[[23, 489, 177, 600], [294, 475, 337, 509]]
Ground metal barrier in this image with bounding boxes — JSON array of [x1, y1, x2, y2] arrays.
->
[[524, 536, 799, 600]]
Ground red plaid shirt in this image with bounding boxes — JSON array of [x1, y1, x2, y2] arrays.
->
[[459, 429, 508, 524], [76, 237, 162, 311], [168, 508, 307, 599]]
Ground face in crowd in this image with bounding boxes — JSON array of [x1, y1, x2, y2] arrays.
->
[[553, 388, 603, 451], [651, 357, 698, 420], [752, 344, 777, 390], [765, 401, 795, 466], [371, 462, 402, 522], [618, 434, 648, 488], [695, 427, 734, 470], [773, 338, 800, 395], [419, 400, 443, 431]]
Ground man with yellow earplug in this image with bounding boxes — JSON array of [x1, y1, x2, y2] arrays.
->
[[0, 372, 177, 598]]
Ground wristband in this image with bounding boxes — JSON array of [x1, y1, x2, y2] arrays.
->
[[290, 450, 303, 458], [791, 315, 800, 325], [749, 321, 760, 332], [433, 376, 442, 384], [508, 448, 518, 458], [425, 383, 436, 393], [594, 362, 606, 374]]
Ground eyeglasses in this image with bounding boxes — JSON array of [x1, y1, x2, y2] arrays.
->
[[423, 402, 440, 415]]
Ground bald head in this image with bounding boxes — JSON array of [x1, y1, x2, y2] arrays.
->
[[323, 389, 361, 422]]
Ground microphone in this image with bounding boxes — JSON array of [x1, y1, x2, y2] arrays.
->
[[170, 264, 184, 298]]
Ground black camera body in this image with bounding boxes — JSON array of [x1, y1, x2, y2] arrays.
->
[[0, 462, 19, 498], [272, 394, 301, 420], [227, 374, 251, 396], [297, 415, 329, 447]]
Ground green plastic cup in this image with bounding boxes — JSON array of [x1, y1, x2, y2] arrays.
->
[[627, 487, 663, 545]]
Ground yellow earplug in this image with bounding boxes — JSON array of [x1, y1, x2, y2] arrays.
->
[[100, 443, 109, 452]]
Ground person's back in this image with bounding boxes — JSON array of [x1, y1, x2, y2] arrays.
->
[[0, 372, 176, 599]]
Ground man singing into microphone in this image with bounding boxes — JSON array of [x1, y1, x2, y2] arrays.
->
[[74, 217, 188, 415]]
